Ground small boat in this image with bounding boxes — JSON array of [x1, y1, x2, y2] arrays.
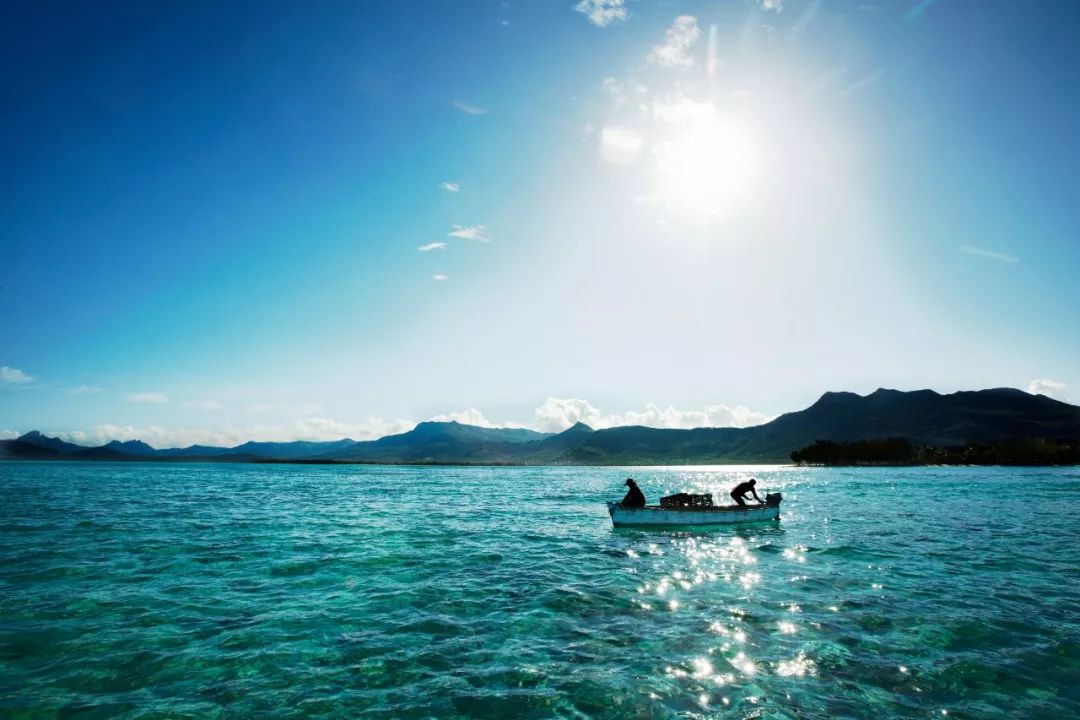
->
[[607, 493, 781, 528]]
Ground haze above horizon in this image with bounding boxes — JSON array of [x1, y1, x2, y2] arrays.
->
[[3, 1, 1078, 447]]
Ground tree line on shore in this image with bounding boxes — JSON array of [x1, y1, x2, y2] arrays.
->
[[790, 437, 1080, 466]]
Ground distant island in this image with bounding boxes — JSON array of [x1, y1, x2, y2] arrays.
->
[[791, 437, 1080, 466], [3, 388, 1079, 466]]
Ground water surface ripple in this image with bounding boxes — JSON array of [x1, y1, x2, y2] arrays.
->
[[1, 463, 1078, 718]]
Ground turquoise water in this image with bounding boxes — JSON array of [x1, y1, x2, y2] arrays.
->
[[1, 463, 1078, 719]]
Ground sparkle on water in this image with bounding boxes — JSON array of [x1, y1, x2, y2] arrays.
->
[[1, 463, 1079, 718]]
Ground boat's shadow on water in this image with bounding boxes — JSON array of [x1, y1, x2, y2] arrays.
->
[[609, 520, 787, 539]]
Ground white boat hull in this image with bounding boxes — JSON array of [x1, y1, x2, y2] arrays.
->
[[607, 501, 780, 528]]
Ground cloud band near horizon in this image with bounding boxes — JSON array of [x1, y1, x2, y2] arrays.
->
[[3, 397, 775, 450]]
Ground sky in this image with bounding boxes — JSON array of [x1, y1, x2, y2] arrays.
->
[[2, 0, 1078, 447]]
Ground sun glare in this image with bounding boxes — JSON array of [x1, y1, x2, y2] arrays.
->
[[652, 105, 760, 217]]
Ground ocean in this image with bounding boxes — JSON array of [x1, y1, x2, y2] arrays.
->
[[1, 462, 1078, 719]]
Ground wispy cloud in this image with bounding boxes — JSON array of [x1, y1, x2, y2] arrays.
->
[[52, 416, 417, 449], [1028, 379, 1069, 402], [184, 400, 223, 411], [449, 225, 490, 242], [601, 77, 647, 107], [574, 0, 627, 27], [439, 181, 460, 192], [452, 100, 488, 116], [761, 0, 783, 11], [803, 66, 847, 99], [125, 391, 169, 404], [647, 16, 700, 69], [842, 68, 886, 95], [432, 273, 449, 281], [907, 0, 938, 21], [960, 245, 1019, 264], [418, 242, 447, 252], [69, 385, 104, 396], [792, 0, 822, 34], [1, 366, 34, 384]]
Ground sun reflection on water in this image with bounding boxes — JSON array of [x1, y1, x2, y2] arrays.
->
[[729, 651, 757, 677], [619, 505, 832, 716], [775, 652, 816, 678]]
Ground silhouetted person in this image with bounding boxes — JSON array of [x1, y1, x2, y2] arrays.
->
[[621, 478, 646, 508], [730, 478, 763, 507]]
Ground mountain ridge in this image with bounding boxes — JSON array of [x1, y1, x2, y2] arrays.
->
[[3, 388, 1078, 465]]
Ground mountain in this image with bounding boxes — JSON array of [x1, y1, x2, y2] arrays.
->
[[3, 388, 1078, 464], [332, 422, 551, 463], [15, 431, 86, 454], [552, 388, 1080, 464], [104, 439, 157, 455], [0, 439, 64, 460], [228, 439, 359, 460], [302, 389, 1080, 464], [739, 387, 1080, 456], [528, 421, 596, 453], [1, 431, 127, 461]]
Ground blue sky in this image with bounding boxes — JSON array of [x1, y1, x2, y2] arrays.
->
[[3, 0, 1078, 446]]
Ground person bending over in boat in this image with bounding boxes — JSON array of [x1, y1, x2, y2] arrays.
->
[[620, 478, 646, 508], [730, 478, 764, 507]]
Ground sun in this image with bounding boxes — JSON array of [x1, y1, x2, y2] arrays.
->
[[653, 109, 760, 217]]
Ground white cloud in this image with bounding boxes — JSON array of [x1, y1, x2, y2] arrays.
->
[[69, 385, 104, 396], [534, 397, 606, 432], [1, 429, 19, 440], [761, 0, 783, 11], [39, 398, 774, 449], [651, 95, 715, 126], [433, 273, 449, 281], [429, 408, 495, 428], [602, 76, 622, 98], [184, 400, 223, 411], [59, 424, 173, 447], [1, 366, 34, 384], [418, 242, 447, 252], [453, 100, 488, 115], [1027, 379, 1069, 402], [125, 392, 168, 404], [960, 245, 1019, 264], [599, 125, 644, 164], [647, 16, 700, 69], [574, 0, 627, 27], [608, 403, 772, 430], [439, 181, 460, 192], [533, 397, 772, 432], [293, 416, 414, 442], [449, 224, 491, 242]]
